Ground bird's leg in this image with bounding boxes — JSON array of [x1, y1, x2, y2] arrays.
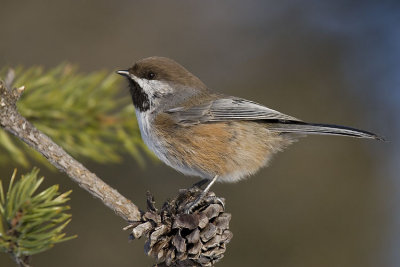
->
[[190, 178, 209, 189], [185, 175, 219, 214]]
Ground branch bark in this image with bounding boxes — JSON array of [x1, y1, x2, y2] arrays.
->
[[0, 80, 141, 222]]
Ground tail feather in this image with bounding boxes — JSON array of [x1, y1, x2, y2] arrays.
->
[[266, 121, 384, 141]]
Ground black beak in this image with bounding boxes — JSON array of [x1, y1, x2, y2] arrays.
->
[[116, 70, 130, 77]]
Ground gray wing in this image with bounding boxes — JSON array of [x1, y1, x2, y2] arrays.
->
[[164, 97, 383, 140], [165, 97, 300, 125]]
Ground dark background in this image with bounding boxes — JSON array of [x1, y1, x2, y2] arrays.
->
[[1, 1, 399, 266]]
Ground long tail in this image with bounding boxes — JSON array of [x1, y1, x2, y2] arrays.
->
[[266, 121, 384, 141]]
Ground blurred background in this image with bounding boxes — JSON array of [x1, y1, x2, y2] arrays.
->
[[0, 0, 399, 266]]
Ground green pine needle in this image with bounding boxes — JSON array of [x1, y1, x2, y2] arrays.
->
[[0, 168, 76, 260], [0, 64, 155, 168]]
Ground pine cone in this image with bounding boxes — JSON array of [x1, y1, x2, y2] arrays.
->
[[124, 187, 233, 266]]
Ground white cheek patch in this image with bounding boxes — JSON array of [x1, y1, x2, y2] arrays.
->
[[150, 80, 174, 95], [134, 76, 150, 93], [133, 76, 174, 96]]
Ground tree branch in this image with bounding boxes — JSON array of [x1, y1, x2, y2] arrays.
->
[[0, 80, 141, 222], [0, 77, 233, 267]]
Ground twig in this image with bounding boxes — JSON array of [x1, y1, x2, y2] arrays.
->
[[11, 254, 31, 267], [0, 80, 141, 222]]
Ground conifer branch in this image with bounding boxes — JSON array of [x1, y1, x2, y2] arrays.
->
[[0, 168, 75, 265], [0, 70, 233, 267], [0, 65, 153, 168], [0, 80, 141, 222]]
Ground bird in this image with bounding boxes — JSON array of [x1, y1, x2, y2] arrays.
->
[[117, 56, 383, 212]]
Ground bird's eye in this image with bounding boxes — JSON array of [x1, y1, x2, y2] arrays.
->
[[147, 72, 155, 80]]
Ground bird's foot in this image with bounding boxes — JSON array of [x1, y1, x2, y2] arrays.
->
[[184, 175, 220, 214], [184, 192, 225, 214]]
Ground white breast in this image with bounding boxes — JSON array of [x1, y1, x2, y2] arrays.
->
[[135, 110, 165, 160]]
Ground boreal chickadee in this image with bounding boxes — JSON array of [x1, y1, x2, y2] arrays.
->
[[117, 56, 383, 212]]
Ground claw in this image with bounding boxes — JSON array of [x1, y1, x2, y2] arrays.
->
[[184, 196, 203, 214], [184, 195, 225, 214], [204, 195, 225, 209], [184, 175, 220, 214]]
